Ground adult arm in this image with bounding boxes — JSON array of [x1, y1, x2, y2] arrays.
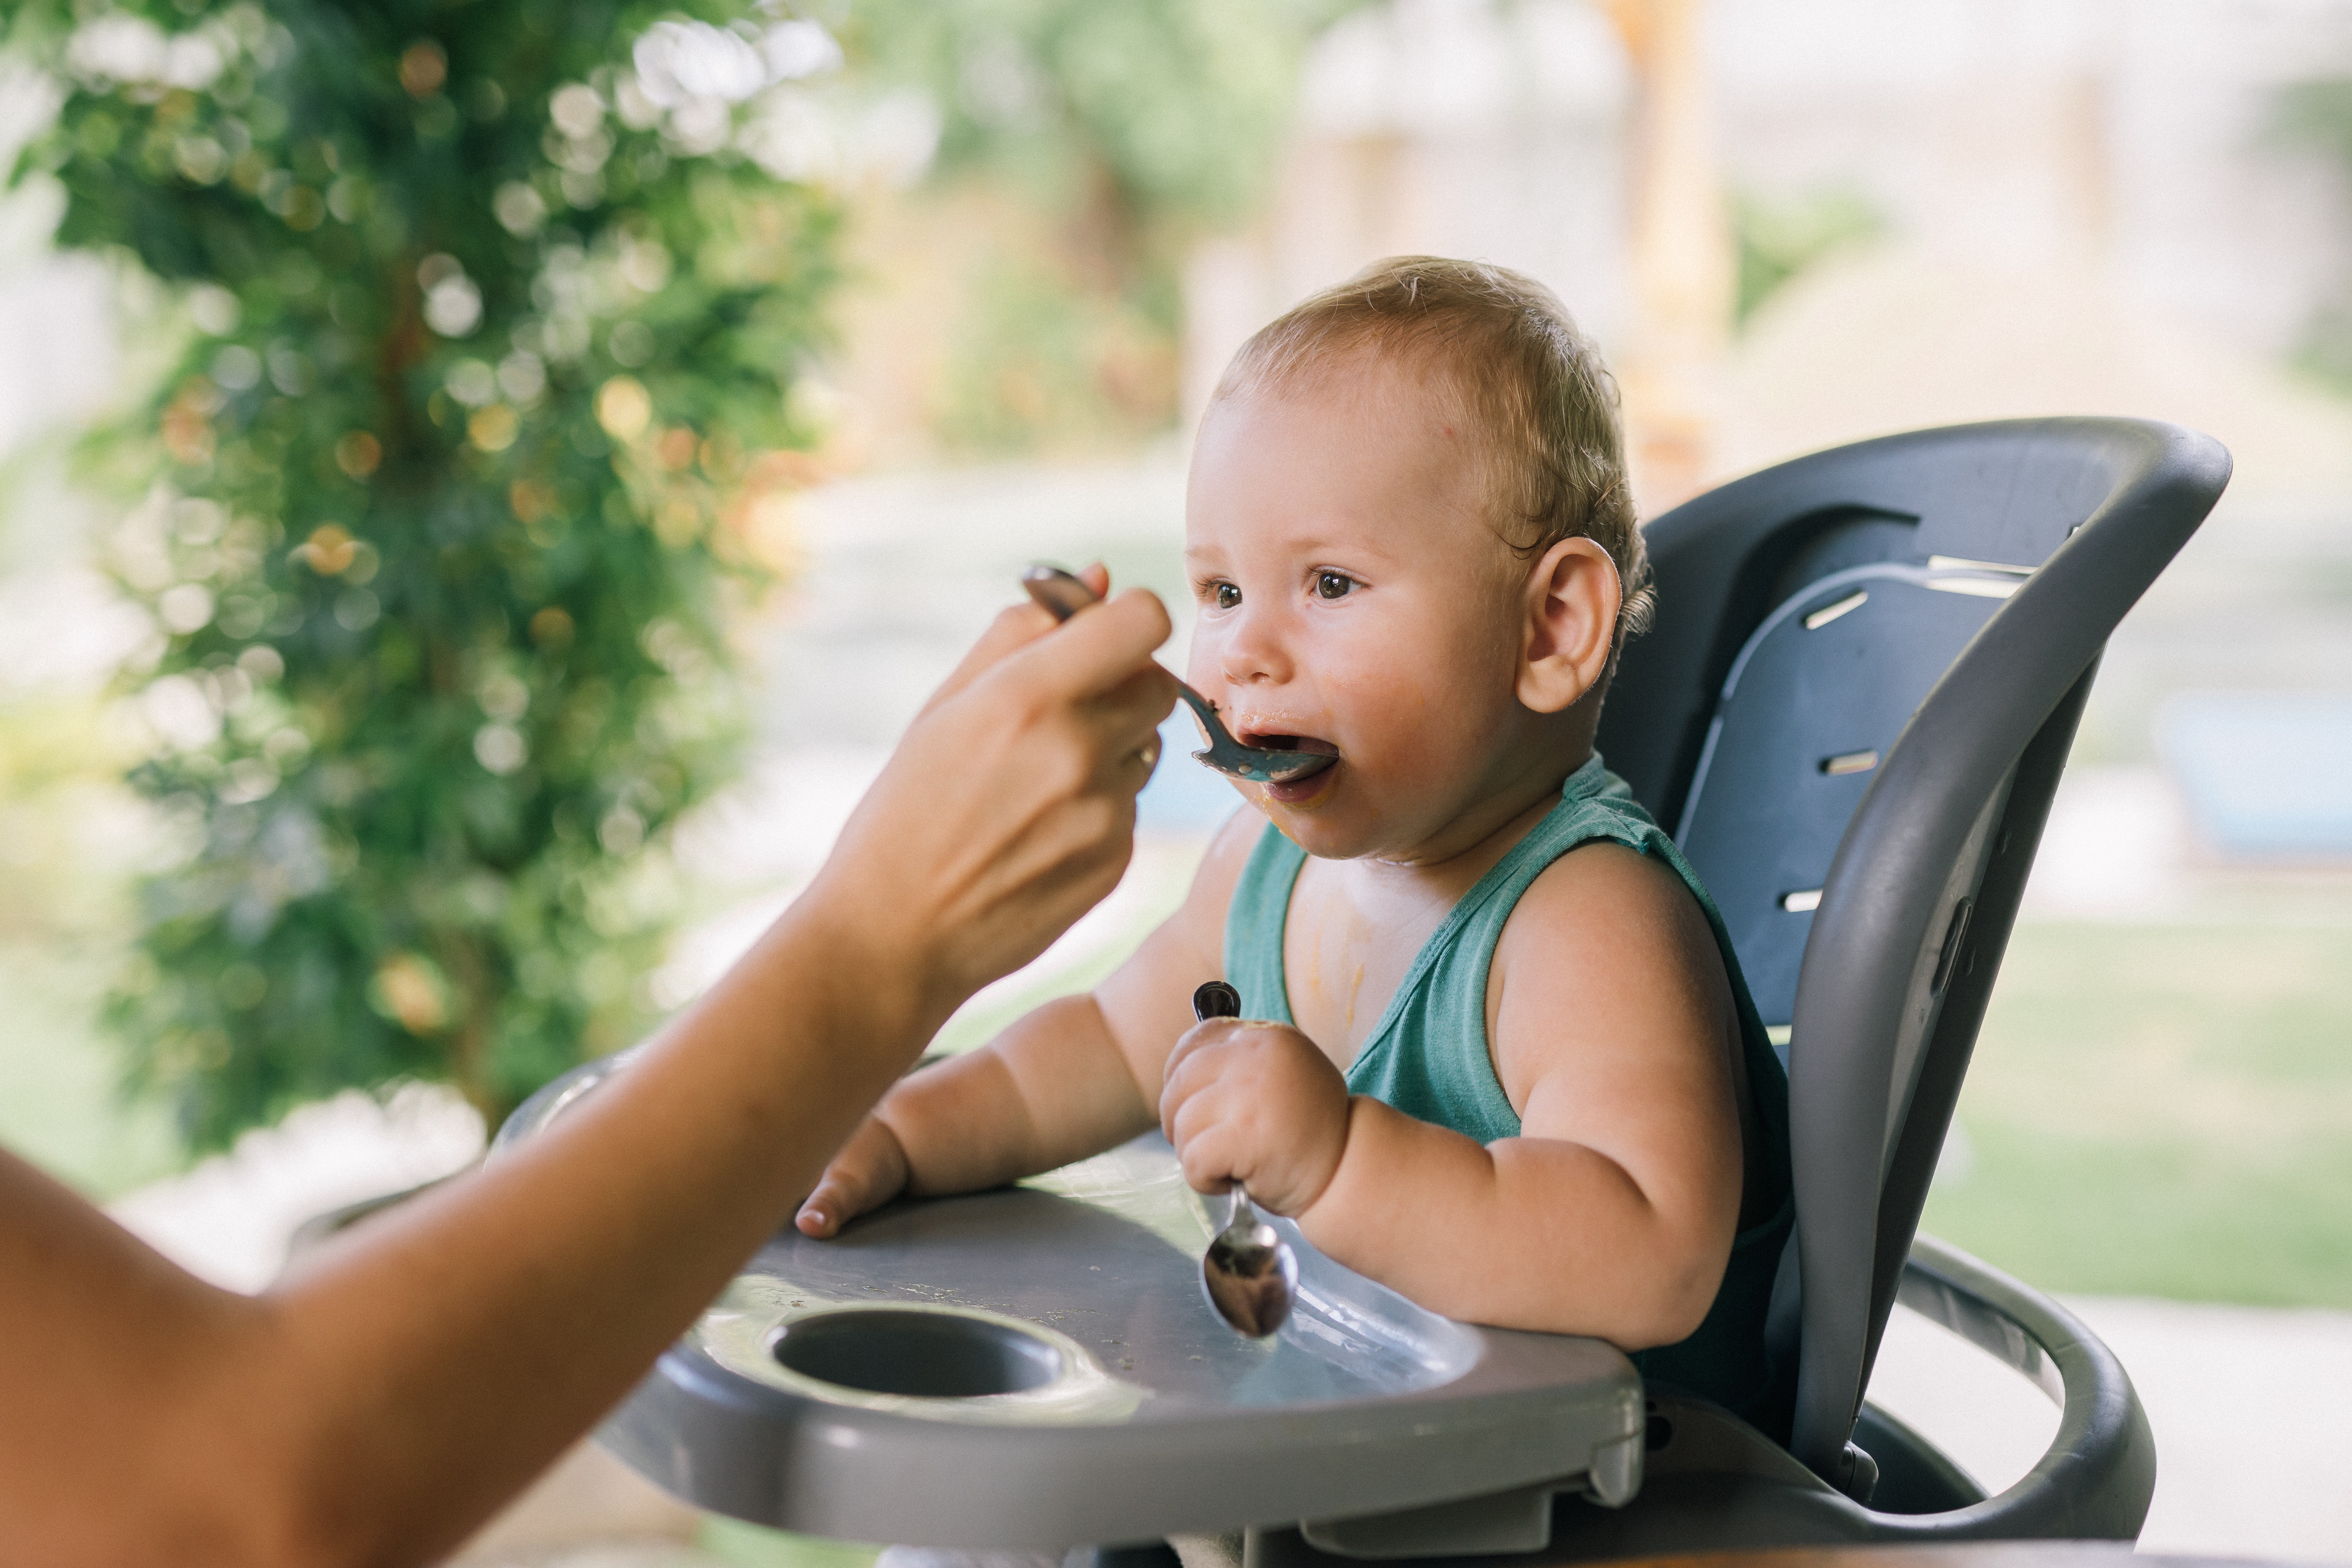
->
[[0, 586, 1175, 1568]]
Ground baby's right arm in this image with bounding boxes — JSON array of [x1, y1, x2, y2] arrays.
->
[[795, 806, 1263, 1237]]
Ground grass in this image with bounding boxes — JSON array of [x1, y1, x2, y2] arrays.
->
[[1922, 918, 2352, 1308], [697, 1518, 879, 1568]]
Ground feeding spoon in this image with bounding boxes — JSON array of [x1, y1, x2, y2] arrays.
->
[[1188, 980, 1299, 1339], [1020, 566, 1337, 786]]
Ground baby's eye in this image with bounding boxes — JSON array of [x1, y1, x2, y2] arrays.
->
[[1314, 571, 1356, 601], [1212, 581, 1241, 610]]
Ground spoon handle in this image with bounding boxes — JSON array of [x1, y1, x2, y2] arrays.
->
[[1192, 980, 1241, 1022], [1172, 683, 1232, 737], [1228, 1185, 1262, 1231], [1020, 563, 1099, 623]]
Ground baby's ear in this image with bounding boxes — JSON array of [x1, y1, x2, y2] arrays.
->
[[1517, 537, 1621, 714]]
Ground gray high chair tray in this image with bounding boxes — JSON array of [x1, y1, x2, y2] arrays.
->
[[498, 1065, 1643, 1551]]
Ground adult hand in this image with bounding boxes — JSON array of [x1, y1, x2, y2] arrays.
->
[[810, 565, 1178, 1025], [1159, 1019, 1354, 1217]]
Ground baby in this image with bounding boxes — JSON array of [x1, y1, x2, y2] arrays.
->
[[800, 256, 1793, 1429]]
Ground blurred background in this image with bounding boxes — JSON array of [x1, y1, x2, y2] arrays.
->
[[2, 1, 2349, 1564]]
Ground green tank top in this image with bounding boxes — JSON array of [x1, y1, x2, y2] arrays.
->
[[1223, 753, 1795, 1431]]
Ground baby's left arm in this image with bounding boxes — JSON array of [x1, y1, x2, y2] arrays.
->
[[1158, 842, 1745, 1347]]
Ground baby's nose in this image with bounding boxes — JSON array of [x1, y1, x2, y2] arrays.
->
[[1215, 606, 1292, 686]]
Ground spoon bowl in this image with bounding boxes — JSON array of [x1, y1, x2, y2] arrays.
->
[[1201, 1187, 1299, 1340], [1021, 566, 1338, 786]]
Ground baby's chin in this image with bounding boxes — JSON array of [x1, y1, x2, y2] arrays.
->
[[1248, 776, 1401, 860], [1253, 759, 1519, 865]]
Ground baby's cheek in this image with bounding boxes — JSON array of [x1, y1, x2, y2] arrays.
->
[[1334, 662, 1438, 768], [1324, 644, 1411, 724]]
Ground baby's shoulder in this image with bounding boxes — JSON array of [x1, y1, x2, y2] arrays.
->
[[1485, 838, 1736, 1099], [1492, 836, 1717, 980]]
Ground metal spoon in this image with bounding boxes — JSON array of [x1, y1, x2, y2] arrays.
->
[[1189, 980, 1299, 1339], [1020, 566, 1338, 786]]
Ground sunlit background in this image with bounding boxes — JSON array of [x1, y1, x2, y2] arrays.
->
[[2, 2, 2349, 1564]]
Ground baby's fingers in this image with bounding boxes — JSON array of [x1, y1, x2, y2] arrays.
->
[[793, 1165, 867, 1238], [795, 1120, 908, 1238], [1161, 1055, 1249, 1194], [1168, 1099, 1243, 1197], [1159, 1017, 1246, 1118]]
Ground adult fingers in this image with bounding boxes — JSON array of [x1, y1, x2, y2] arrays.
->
[[929, 588, 1173, 796], [1068, 662, 1179, 802], [995, 588, 1174, 711], [800, 588, 1172, 1015], [915, 601, 1059, 720], [909, 557, 1131, 721], [923, 589, 1172, 810]]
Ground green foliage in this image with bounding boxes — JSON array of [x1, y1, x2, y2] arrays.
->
[[844, 0, 1348, 452], [2268, 77, 2352, 163], [1732, 183, 1883, 327], [8, 0, 843, 1147]]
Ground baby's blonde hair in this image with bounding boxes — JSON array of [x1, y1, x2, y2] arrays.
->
[[1212, 255, 1653, 638]]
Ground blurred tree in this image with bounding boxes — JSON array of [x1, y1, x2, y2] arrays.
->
[[5, 0, 842, 1147], [842, 0, 1348, 453]]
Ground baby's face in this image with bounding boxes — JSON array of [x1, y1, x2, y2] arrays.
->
[[1184, 362, 1541, 863]]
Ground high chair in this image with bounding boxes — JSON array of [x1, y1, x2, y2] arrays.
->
[[497, 417, 2229, 1561]]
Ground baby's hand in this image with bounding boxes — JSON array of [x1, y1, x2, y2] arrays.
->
[[796, 1116, 911, 1238], [1158, 1019, 1351, 1217]]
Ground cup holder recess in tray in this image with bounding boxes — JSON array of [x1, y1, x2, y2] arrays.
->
[[772, 1308, 1067, 1399]]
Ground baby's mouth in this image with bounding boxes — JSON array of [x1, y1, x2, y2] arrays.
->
[[1236, 726, 1341, 802], [1235, 727, 1340, 759]]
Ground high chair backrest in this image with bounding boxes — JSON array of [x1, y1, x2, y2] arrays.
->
[[1595, 419, 2229, 1490]]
